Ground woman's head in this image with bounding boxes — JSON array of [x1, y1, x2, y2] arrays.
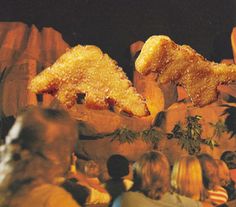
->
[[132, 150, 170, 200], [215, 159, 230, 187], [197, 153, 219, 190], [171, 155, 204, 201], [0, 107, 78, 204]]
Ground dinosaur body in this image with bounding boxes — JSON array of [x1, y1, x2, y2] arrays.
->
[[29, 45, 149, 117], [135, 35, 236, 107]]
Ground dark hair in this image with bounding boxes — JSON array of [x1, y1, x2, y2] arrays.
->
[[107, 154, 129, 179], [221, 151, 236, 169]]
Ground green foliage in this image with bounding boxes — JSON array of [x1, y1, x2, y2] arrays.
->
[[168, 115, 203, 155], [110, 128, 138, 143], [201, 119, 226, 150], [141, 127, 164, 144], [208, 119, 227, 139], [80, 114, 227, 154], [110, 127, 164, 145], [203, 138, 219, 150], [167, 115, 223, 155]]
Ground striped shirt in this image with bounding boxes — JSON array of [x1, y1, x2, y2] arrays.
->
[[208, 185, 228, 206]]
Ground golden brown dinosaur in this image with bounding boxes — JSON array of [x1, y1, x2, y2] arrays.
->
[[29, 45, 149, 117], [135, 35, 236, 107]]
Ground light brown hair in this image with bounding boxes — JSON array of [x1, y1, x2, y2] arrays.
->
[[197, 153, 219, 190], [132, 150, 170, 200], [215, 159, 230, 187]]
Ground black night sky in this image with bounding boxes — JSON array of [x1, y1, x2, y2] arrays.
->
[[0, 0, 236, 79]]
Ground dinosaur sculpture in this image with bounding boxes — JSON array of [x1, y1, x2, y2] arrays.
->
[[29, 45, 149, 117], [135, 35, 236, 107]]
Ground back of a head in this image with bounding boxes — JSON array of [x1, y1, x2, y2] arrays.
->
[[0, 107, 78, 206], [15, 107, 78, 175], [221, 151, 236, 170], [132, 150, 170, 200], [171, 155, 204, 201], [215, 159, 230, 187], [197, 153, 219, 190], [107, 154, 129, 179]]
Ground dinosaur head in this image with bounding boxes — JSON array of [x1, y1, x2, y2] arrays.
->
[[135, 35, 176, 75]]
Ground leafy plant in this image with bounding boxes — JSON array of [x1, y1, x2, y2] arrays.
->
[[110, 128, 138, 143], [141, 127, 164, 144], [168, 115, 202, 155], [168, 115, 209, 155], [203, 138, 219, 150], [168, 115, 226, 155], [208, 119, 227, 139], [110, 127, 164, 145]]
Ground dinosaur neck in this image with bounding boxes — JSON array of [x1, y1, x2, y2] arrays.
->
[[213, 63, 236, 84]]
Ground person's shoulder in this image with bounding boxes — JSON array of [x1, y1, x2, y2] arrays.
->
[[46, 184, 81, 207], [214, 185, 227, 193], [113, 191, 160, 207], [119, 191, 150, 203], [208, 185, 228, 197], [162, 192, 202, 207], [121, 191, 143, 198], [22, 184, 81, 207]]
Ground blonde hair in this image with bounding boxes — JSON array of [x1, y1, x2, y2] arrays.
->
[[215, 159, 230, 187], [171, 156, 204, 201], [132, 150, 170, 200]]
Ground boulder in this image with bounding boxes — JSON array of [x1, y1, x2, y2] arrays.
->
[[0, 22, 69, 117]]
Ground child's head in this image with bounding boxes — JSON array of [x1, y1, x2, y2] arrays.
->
[[84, 160, 100, 178], [107, 154, 129, 179]]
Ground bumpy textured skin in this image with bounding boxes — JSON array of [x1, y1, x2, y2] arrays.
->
[[29, 45, 149, 117], [135, 35, 236, 107]]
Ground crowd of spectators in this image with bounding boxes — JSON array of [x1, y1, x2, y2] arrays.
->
[[0, 106, 235, 207]]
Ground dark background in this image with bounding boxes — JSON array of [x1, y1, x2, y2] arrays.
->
[[0, 0, 236, 79]]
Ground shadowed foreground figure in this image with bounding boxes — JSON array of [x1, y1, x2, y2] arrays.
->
[[0, 107, 81, 207], [105, 154, 133, 206]]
